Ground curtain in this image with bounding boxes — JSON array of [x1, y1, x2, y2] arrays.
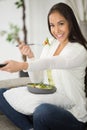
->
[[65, 0, 87, 21], [65, 0, 87, 40]]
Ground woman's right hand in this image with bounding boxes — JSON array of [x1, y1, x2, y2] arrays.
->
[[19, 42, 34, 58]]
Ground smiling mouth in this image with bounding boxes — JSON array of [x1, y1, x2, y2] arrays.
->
[[56, 33, 64, 39]]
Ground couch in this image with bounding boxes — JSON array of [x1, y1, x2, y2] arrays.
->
[[0, 77, 30, 130], [0, 77, 87, 130]]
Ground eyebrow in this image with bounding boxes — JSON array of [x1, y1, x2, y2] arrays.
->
[[57, 20, 65, 23], [49, 20, 65, 25]]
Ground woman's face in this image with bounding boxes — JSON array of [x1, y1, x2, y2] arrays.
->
[[49, 11, 70, 44]]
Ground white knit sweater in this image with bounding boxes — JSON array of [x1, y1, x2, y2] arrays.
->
[[3, 38, 87, 122]]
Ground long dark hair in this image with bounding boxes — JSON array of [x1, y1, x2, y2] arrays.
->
[[47, 2, 87, 96]]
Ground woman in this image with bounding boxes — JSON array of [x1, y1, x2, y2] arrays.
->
[[0, 2, 87, 130]]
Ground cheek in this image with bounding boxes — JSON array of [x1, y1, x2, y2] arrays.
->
[[64, 25, 70, 35], [50, 28, 54, 34], [66, 24, 70, 33], [50, 28, 56, 38]]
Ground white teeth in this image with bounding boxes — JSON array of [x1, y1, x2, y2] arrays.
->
[[57, 34, 63, 38]]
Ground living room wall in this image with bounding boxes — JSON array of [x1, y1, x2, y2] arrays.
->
[[28, 0, 65, 44], [0, 0, 65, 80], [0, 0, 30, 80]]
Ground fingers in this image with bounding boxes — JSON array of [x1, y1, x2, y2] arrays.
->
[[17, 42, 34, 58], [18, 42, 25, 49], [0, 62, 10, 72], [0, 60, 9, 69], [19, 43, 30, 51], [0, 60, 28, 73], [0, 60, 18, 72], [19, 43, 32, 56]]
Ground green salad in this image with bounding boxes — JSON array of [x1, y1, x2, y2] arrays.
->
[[27, 83, 54, 89]]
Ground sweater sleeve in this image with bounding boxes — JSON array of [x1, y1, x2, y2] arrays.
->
[[28, 45, 87, 71]]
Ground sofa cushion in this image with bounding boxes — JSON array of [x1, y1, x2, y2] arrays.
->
[[0, 115, 20, 130], [0, 77, 31, 88]]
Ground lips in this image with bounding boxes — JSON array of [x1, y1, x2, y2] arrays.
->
[[55, 33, 64, 39]]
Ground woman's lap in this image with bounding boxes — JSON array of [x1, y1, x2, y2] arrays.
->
[[33, 103, 85, 130], [0, 88, 86, 130]]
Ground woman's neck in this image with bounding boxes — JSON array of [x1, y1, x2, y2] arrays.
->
[[53, 41, 69, 56]]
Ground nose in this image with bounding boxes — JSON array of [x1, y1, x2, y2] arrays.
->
[[54, 26, 60, 34]]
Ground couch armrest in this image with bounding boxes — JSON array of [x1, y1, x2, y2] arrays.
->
[[0, 77, 31, 88]]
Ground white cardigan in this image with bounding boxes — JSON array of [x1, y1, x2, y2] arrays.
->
[[3, 38, 87, 122]]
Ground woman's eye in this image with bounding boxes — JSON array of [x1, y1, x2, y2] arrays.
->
[[50, 24, 54, 28], [59, 22, 64, 25]]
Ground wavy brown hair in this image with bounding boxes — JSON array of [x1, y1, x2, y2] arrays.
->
[[47, 3, 87, 96]]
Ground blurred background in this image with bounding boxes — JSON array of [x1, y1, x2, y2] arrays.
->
[[0, 0, 87, 80]]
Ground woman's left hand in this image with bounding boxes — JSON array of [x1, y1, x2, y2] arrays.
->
[[0, 60, 28, 73]]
